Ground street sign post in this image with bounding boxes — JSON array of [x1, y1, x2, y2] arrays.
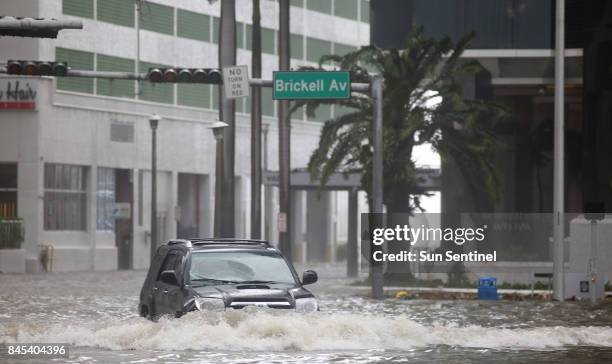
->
[[273, 71, 350, 100], [222, 65, 250, 99]]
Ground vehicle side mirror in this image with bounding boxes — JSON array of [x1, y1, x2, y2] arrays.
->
[[302, 270, 318, 285], [160, 270, 179, 286]]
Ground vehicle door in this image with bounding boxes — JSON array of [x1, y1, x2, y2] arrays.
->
[[165, 252, 187, 315], [153, 250, 180, 315]]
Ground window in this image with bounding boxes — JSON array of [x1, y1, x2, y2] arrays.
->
[[212, 85, 220, 110], [335, 0, 359, 20], [306, 0, 332, 14], [262, 28, 276, 54], [306, 37, 332, 63], [0, 164, 17, 218], [212, 16, 220, 44], [262, 88, 275, 116], [291, 0, 304, 7], [177, 9, 210, 42], [140, 1, 174, 36], [307, 104, 332, 122], [360, 0, 370, 23], [97, 54, 135, 98], [97, 0, 135, 27], [334, 42, 358, 57], [158, 252, 180, 279], [290, 34, 304, 59], [139, 61, 175, 104], [236, 22, 245, 49], [62, 0, 94, 19], [56, 48, 94, 94], [177, 84, 211, 108], [96, 167, 115, 231], [44, 164, 87, 231]]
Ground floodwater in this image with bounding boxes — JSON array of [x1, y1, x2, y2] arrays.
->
[[1, 265, 611, 363]]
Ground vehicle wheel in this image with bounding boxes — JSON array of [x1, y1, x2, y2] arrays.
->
[[140, 305, 149, 318]]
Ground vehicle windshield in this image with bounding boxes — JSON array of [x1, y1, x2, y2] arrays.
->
[[189, 250, 296, 285]]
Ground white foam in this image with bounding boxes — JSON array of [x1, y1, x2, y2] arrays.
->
[[2, 311, 611, 351]]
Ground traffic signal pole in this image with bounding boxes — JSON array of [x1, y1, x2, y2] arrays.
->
[[278, 0, 291, 258]]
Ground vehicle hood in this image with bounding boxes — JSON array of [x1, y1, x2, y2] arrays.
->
[[192, 282, 313, 307]]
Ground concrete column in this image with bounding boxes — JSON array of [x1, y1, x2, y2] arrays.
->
[[347, 188, 359, 277], [20, 160, 42, 273], [306, 191, 332, 262], [167, 170, 178, 240], [291, 190, 306, 263], [87, 165, 98, 271]]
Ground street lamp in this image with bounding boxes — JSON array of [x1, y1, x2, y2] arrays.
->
[[149, 113, 160, 264], [210, 121, 229, 237]]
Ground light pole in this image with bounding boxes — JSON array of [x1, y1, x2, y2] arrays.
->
[[278, 0, 291, 258], [262, 123, 271, 241], [149, 114, 160, 264], [211, 121, 229, 237]]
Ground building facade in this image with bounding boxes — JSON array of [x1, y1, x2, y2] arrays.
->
[[0, 0, 371, 272]]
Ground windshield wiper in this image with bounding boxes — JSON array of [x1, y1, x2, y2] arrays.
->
[[190, 278, 240, 286]]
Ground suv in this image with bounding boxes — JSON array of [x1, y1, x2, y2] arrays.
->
[[139, 238, 318, 320]]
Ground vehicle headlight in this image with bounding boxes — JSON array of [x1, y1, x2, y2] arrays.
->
[[295, 297, 318, 313], [195, 297, 226, 312]]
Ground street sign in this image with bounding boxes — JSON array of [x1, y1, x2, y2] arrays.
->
[[222, 65, 250, 99], [273, 71, 350, 100]]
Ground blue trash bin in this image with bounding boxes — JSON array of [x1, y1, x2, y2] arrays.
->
[[477, 277, 498, 300]]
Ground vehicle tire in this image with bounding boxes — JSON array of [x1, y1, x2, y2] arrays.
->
[[140, 305, 149, 318]]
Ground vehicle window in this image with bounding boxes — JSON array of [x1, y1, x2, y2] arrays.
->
[[189, 250, 296, 285], [157, 252, 179, 280]]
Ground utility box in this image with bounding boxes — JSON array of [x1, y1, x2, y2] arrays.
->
[[477, 277, 498, 300]]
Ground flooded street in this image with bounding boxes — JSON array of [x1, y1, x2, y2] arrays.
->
[[1, 265, 612, 363]]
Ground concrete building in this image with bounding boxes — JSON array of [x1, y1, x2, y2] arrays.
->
[[0, 0, 371, 273]]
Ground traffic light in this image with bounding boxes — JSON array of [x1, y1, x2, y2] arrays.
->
[[147, 68, 222, 84], [6, 60, 68, 76]]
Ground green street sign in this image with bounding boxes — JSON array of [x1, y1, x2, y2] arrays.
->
[[273, 71, 351, 100]]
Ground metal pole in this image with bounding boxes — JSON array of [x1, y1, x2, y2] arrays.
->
[[278, 0, 292, 258], [214, 138, 224, 236], [0, 17, 83, 29], [149, 115, 160, 264], [251, 0, 262, 239], [347, 187, 359, 277], [219, 0, 236, 238], [371, 75, 384, 299], [135, 0, 142, 97], [553, 0, 565, 301], [589, 220, 598, 303], [263, 123, 272, 241]]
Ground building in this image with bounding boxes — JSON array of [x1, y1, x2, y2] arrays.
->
[[0, 0, 371, 273], [371, 0, 612, 294]]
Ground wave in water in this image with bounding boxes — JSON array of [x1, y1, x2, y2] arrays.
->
[[2, 311, 612, 351]]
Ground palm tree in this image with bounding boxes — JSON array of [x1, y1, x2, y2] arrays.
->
[[290, 27, 506, 282]]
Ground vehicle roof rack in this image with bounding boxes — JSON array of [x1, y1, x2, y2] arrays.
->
[[189, 238, 271, 246], [166, 239, 192, 247]]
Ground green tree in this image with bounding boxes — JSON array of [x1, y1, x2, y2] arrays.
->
[[290, 28, 506, 282]]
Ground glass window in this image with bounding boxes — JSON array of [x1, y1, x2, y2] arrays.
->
[[189, 250, 296, 284], [139, 1, 174, 36], [62, 0, 94, 19], [334, 42, 357, 56], [44, 164, 87, 231], [0, 164, 17, 219], [158, 253, 179, 279], [334, 0, 359, 20], [56, 48, 94, 94], [97, 54, 135, 98], [306, 37, 332, 63], [306, 0, 332, 14], [291, 0, 304, 7], [290, 33, 304, 59], [262, 88, 275, 116], [212, 16, 220, 44], [307, 103, 332, 122], [177, 9, 210, 42], [262, 28, 276, 54], [96, 167, 115, 231], [97, 0, 135, 27], [360, 0, 370, 23], [139, 61, 175, 104], [178, 84, 211, 108], [236, 22, 245, 49], [212, 85, 220, 110]]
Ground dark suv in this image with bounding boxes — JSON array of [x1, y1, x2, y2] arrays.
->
[[138, 238, 318, 320]]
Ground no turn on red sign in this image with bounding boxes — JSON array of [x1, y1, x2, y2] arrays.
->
[[222, 65, 250, 99]]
